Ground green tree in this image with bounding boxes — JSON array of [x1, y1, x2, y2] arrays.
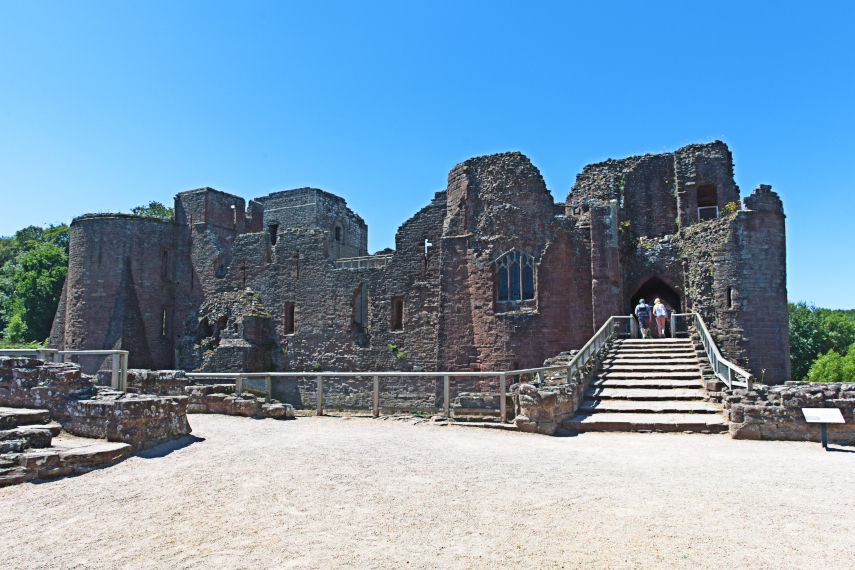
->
[[0, 223, 70, 344], [806, 343, 855, 383], [131, 201, 174, 219], [2, 313, 28, 343], [789, 302, 855, 381], [11, 244, 68, 341]]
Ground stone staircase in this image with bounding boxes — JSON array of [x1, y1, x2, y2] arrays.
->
[[563, 338, 727, 433], [0, 407, 132, 486]]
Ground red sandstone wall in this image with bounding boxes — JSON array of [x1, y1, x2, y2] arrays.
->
[[438, 152, 595, 382], [55, 215, 179, 370]]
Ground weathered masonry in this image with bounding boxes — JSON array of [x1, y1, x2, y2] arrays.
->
[[49, 141, 790, 386]]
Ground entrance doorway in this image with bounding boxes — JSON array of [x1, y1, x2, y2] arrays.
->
[[630, 277, 681, 338]]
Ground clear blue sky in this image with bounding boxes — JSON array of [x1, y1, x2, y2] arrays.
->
[[1, 1, 853, 308]]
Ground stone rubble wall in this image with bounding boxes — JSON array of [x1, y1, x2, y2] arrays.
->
[[510, 348, 598, 435], [723, 381, 855, 444], [0, 357, 191, 450], [120, 369, 295, 419]]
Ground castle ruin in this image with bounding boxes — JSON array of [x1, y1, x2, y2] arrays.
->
[[48, 141, 790, 389]]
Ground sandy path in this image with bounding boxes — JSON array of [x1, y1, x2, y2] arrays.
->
[[2, 414, 854, 570]]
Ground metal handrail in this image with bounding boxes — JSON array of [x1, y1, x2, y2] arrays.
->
[[186, 315, 632, 422], [0, 348, 129, 391], [669, 312, 753, 390]]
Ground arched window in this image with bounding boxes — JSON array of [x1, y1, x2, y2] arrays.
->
[[495, 250, 535, 302]]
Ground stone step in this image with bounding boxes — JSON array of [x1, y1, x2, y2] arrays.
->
[[605, 350, 696, 357], [599, 371, 702, 379], [600, 365, 700, 373], [562, 413, 728, 433], [589, 379, 703, 389], [0, 407, 51, 429], [602, 358, 699, 365], [585, 388, 706, 400], [0, 426, 53, 449], [617, 339, 694, 345], [0, 442, 133, 486], [578, 399, 722, 413]]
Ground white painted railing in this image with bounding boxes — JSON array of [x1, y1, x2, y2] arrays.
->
[[187, 316, 633, 421], [0, 348, 129, 391], [670, 312, 753, 390]]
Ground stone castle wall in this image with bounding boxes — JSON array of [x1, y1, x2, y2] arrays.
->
[[50, 142, 791, 384]]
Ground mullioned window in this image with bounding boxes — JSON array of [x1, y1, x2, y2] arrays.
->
[[496, 250, 535, 303]]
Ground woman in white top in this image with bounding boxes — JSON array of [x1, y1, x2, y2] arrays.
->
[[653, 298, 668, 338]]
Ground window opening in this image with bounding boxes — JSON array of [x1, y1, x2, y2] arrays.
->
[[391, 297, 403, 331], [496, 250, 535, 303], [231, 204, 236, 226], [352, 284, 368, 333], [284, 302, 295, 334], [522, 265, 534, 300], [161, 250, 169, 280], [698, 206, 719, 221], [335, 225, 342, 242], [727, 286, 733, 309], [162, 308, 167, 336], [269, 224, 279, 245], [697, 183, 717, 207], [497, 266, 509, 301]]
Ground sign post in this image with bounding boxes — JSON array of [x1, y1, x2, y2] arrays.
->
[[801, 408, 845, 450]]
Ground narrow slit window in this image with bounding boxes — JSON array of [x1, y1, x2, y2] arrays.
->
[[391, 297, 403, 331], [161, 250, 169, 280], [727, 286, 733, 309], [335, 225, 342, 242], [269, 224, 279, 245], [352, 284, 368, 333], [162, 308, 167, 336], [284, 302, 295, 334]]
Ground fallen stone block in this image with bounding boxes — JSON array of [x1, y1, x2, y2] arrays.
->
[[58, 442, 132, 466]]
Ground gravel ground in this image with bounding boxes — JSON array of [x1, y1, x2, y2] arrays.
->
[[2, 414, 854, 570]]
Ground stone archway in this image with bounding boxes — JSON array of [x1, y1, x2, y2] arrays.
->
[[630, 277, 681, 336]]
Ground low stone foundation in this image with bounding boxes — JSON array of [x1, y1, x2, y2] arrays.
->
[[184, 384, 295, 419], [120, 370, 296, 419], [723, 381, 855, 444], [0, 357, 191, 450]]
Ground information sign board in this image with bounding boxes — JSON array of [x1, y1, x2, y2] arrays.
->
[[801, 408, 845, 424]]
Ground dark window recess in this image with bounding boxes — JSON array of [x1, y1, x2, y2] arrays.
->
[[284, 302, 295, 334], [161, 250, 169, 280], [497, 267, 509, 301], [697, 183, 717, 207], [391, 297, 403, 331], [335, 226, 342, 242], [161, 308, 167, 336], [496, 250, 535, 303], [269, 224, 279, 245], [698, 206, 719, 221], [352, 284, 368, 333], [727, 286, 733, 308], [522, 265, 534, 299]]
